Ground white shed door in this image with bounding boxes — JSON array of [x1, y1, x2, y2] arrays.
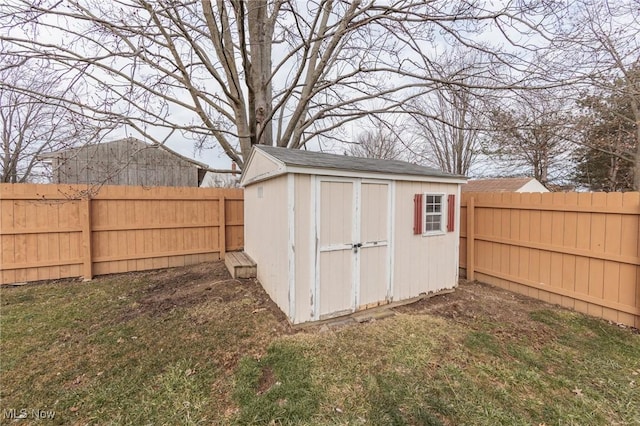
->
[[358, 182, 390, 310], [316, 179, 391, 320], [318, 180, 355, 319]]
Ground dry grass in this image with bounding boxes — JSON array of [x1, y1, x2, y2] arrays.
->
[[1, 262, 638, 425]]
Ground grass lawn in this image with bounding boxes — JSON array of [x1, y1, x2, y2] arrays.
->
[[1, 261, 638, 425]]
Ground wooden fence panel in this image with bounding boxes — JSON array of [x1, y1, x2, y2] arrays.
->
[[461, 191, 640, 328], [0, 184, 84, 284], [0, 183, 244, 285], [225, 198, 244, 252], [459, 201, 467, 268]]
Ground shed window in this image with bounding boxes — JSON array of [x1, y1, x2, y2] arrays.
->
[[424, 194, 443, 233], [413, 192, 455, 235]]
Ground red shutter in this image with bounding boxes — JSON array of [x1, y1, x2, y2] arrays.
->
[[447, 194, 456, 232], [413, 193, 423, 234]]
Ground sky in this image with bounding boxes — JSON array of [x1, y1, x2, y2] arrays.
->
[[4, 0, 633, 181]]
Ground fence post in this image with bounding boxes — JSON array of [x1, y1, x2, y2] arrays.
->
[[467, 196, 475, 281], [81, 197, 93, 281], [219, 195, 226, 260]]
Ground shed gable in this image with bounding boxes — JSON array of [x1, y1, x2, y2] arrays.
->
[[240, 148, 284, 186]]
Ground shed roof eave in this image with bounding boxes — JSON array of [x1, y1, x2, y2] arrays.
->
[[241, 164, 467, 186], [284, 165, 466, 183], [240, 169, 288, 187]]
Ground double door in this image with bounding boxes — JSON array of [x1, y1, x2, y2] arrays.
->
[[316, 178, 391, 320]]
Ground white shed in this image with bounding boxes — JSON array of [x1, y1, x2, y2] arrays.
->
[[241, 146, 467, 324]]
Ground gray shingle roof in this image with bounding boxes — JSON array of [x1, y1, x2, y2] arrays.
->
[[255, 145, 465, 179]]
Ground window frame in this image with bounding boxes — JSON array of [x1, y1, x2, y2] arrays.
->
[[422, 193, 446, 236]]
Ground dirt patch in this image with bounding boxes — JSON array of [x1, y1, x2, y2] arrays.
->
[[115, 261, 289, 329], [256, 366, 277, 395], [138, 262, 238, 314], [399, 280, 547, 319], [395, 280, 559, 345]]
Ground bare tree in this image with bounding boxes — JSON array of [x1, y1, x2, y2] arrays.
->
[[407, 51, 491, 175], [409, 89, 485, 176], [548, 0, 640, 189], [0, 1, 563, 169], [487, 91, 575, 186], [0, 64, 101, 183], [346, 123, 405, 160]]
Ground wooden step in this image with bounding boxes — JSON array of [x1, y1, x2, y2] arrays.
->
[[225, 251, 257, 279]]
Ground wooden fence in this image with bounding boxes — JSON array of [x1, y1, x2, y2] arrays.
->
[[3, 184, 639, 329], [460, 192, 640, 328], [0, 183, 243, 285]]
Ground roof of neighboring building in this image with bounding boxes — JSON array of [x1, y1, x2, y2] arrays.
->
[[255, 145, 465, 179], [462, 177, 545, 192], [38, 137, 210, 170]]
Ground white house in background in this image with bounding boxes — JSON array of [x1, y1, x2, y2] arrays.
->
[[240, 145, 467, 324], [201, 171, 240, 188], [462, 177, 549, 193], [200, 162, 241, 188]]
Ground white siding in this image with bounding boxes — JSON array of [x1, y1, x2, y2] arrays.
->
[[244, 175, 289, 311], [392, 181, 460, 300], [293, 174, 313, 323]]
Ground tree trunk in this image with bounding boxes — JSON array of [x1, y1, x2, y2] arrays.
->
[[247, 0, 273, 147]]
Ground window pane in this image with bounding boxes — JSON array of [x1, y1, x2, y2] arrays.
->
[[423, 194, 443, 233], [425, 195, 442, 212], [425, 217, 441, 231]]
